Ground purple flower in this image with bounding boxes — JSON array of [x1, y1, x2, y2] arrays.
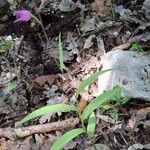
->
[[14, 10, 32, 23]]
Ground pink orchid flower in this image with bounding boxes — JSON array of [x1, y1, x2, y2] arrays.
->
[[14, 10, 32, 23]]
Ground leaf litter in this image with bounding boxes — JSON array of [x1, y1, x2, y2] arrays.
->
[[0, 0, 150, 149]]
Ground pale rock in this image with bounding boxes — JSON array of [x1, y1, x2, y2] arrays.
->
[[142, 0, 150, 13], [98, 50, 150, 101], [58, 0, 76, 12]]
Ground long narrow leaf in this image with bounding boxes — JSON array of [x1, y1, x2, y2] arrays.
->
[[16, 104, 78, 126], [87, 112, 96, 137], [50, 128, 84, 150], [81, 86, 121, 121], [76, 69, 112, 99], [58, 32, 65, 72]]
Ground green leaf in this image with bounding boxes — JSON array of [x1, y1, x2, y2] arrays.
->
[[58, 32, 65, 72], [87, 112, 96, 137], [131, 43, 143, 52], [109, 85, 122, 100], [0, 40, 13, 53], [50, 128, 84, 150], [16, 104, 78, 126], [101, 104, 112, 112], [81, 86, 121, 121], [112, 111, 119, 121], [5, 80, 17, 92], [76, 69, 112, 99], [120, 97, 131, 105]]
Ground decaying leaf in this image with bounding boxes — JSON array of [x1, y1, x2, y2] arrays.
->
[[83, 35, 95, 49], [131, 106, 150, 121], [76, 99, 88, 111], [91, 0, 106, 12], [34, 75, 56, 86], [91, 0, 111, 17]]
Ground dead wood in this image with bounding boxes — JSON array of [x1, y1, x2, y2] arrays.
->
[[0, 117, 79, 140]]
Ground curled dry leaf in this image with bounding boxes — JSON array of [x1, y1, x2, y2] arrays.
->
[[34, 75, 56, 86], [76, 99, 88, 111]]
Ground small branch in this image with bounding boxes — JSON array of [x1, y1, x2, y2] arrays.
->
[[0, 117, 79, 140]]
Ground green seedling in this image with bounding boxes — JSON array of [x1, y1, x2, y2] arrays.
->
[[5, 80, 17, 93], [100, 93, 131, 121], [131, 43, 143, 52], [58, 32, 65, 73], [17, 70, 130, 150], [0, 40, 14, 53]]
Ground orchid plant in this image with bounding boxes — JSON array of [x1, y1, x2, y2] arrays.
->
[[14, 0, 59, 68]]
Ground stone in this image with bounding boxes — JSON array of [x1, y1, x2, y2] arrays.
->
[[58, 0, 76, 12], [98, 50, 150, 101]]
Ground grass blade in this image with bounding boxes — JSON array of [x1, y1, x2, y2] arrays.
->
[[16, 104, 78, 126], [50, 128, 84, 150], [81, 86, 121, 121], [76, 69, 112, 99], [87, 112, 96, 137], [58, 32, 65, 72]]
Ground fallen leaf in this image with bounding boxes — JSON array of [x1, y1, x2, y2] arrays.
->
[[97, 114, 115, 124], [91, 0, 111, 18], [131, 106, 150, 121], [91, 0, 106, 12], [127, 119, 136, 129], [76, 99, 88, 111], [0, 141, 6, 150], [34, 75, 56, 86], [83, 35, 95, 49], [136, 107, 150, 115]]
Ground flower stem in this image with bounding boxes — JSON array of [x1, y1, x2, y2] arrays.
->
[[32, 0, 59, 68]]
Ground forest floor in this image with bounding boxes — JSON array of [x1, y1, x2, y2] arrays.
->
[[0, 0, 150, 149]]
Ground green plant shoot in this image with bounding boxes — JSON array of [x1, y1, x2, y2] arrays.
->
[[76, 69, 112, 99], [87, 112, 96, 137], [58, 32, 65, 72], [16, 104, 78, 126], [50, 128, 84, 150]]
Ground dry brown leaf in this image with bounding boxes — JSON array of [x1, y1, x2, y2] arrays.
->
[[91, 0, 106, 12], [136, 107, 150, 115], [127, 119, 136, 129], [34, 75, 56, 86], [90, 0, 112, 19], [83, 35, 95, 49], [131, 107, 150, 122], [0, 142, 6, 150], [76, 99, 88, 111]]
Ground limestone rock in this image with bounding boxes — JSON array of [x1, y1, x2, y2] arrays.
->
[[98, 50, 150, 101], [58, 0, 76, 12]]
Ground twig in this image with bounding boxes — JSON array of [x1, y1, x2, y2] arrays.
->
[[0, 117, 79, 140], [116, 129, 128, 146]]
